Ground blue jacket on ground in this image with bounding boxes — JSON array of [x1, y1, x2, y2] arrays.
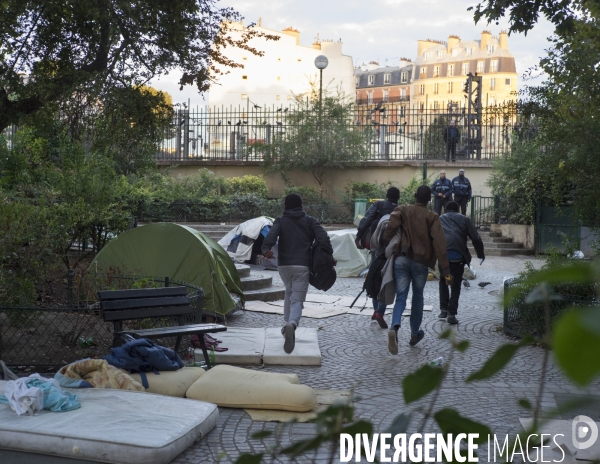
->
[[452, 175, 472, 199], [431, 178, 453, 199], [104, 338, 184, 375]]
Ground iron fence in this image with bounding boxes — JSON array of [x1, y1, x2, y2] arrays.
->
[[158, 104, 519, 163], [0, 275, 203, 370], [503, 277, 599, 338]]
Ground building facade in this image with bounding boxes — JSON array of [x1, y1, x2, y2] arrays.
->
[[208, 22, 355, 109], [411, 31, 517, 111]]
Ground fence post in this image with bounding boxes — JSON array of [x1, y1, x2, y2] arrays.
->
[[422, 161, 427, 184], [165, 277, 170, 288], [470, 196, 476, 222], [67, 269, 75, 306], [379, 124, 386, 158], [494, 195, 500, 224]]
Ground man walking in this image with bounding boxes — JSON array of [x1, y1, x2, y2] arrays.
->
[[355, 187, 400, 328], [452, 168, 472, 215], [383, 186, 453, 353], [431, 170, 453, 216], [438, 201, 485, 324], [262, 193, 333, 354], [443, 120, 460, 162]]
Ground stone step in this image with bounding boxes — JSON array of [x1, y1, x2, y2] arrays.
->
[[240, 275, 273, 291], [469, 248, 534, 256], [235, 264, 251, 278], [473, 241, 523, 249], [244, 287, 286, 301]]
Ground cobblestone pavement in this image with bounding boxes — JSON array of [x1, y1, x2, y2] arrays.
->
[[173, 255, 600, 464]]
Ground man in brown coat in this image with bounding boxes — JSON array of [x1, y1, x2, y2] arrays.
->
[[383, 185, 453, 353]]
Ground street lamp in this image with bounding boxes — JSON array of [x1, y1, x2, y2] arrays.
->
[[314, 55, 328, 108]]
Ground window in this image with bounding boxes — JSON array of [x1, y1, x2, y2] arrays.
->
[[466, 47, 473, 56], [448, 64, 454, 77], [400, 88, 406, 99], [477, 61, 485, 73], [434, 83, 439, 94], [400, 106, 406, 117], [505, 78, 511, 85], [383, 89, 390, 102], [419, 84, 425, 95], [447, 82, 453, 93], [400, 71, 408, 83], [368, 75, 375, 85], [487, 45, 495, 53], [420, 66, 427, 75], [462, 62, 470, 75], [433, 101, 439, 110], [384, 73, 391, 84], [452, 48, 458, 57], [490, 78, 496, 90], [438, 51, 444, 58], [241, 94, 248, 99], [434, 65, 440, 77], [419, 102, 425, 111], [367, 91, 373, 104], [489, 96, 496, 106], [491, 60, 498, 72], [242, 75, 248, 80], [355, 76, 359, 86], [276, 95, 281, 100], [424, 53, 430, 59]]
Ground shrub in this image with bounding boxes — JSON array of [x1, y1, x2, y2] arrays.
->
[[223, 175, 269, 198]]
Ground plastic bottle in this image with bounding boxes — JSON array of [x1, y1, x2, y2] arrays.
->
[[429, 357, 444, 367], [188, 347, 195, 366]]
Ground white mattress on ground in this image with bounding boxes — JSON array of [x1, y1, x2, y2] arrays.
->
[[0, 381, 218, 464], [198, 327, 321, 366], [212, 327, 265, 365]]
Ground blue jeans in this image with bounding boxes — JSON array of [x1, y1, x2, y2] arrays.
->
[[391, 256, 429, 336]]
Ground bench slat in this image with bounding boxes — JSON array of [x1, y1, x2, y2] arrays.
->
[[98, 287, 188, 301], [102, 305, 195, 322], [101, 295, 190, 311], [122, 324, 226, 337]]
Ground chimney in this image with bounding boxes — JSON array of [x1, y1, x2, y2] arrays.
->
[[480, 30, 492, 51], [499, 30, 508, 49], [447, 35, 460, 54], [282, 27, 300, 45]]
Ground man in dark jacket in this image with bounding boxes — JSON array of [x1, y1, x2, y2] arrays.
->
[[383, 186, 453, 352], [452, 168, 472, 215], [355, 187, 400, 329], [262, 193, 334, 354], [443, 120, 460, 162], [438, 201, 485, 324], [431, 170, 453, 215]]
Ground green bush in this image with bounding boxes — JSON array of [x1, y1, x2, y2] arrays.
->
[[284, 186, 322, 204], [223, 175, 269, 198]]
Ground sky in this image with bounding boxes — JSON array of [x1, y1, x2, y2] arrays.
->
[[149, 0, 555, 107]]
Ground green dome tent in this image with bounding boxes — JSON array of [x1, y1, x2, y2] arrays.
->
[[91, 223, 244, 316]]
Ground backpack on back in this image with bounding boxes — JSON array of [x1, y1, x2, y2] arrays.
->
[[297, 216, 337, 291]]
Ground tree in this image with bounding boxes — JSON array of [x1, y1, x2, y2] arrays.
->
[[256, 94, 370, 197], [0, 0, 277, 131]]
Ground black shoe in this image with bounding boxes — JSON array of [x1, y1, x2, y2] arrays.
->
[[281, 326, 286, 338], [438, 310, 448, 319], [447, 314, 458, 325], [284, 323, 295, 353], [387, 329, 398, 355], [409, 330, 425, 346]]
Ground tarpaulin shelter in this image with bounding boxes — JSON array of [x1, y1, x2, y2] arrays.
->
[[328, 229, 371, 277], [218, 217, 277, 269], [91, 223, 244, 316]]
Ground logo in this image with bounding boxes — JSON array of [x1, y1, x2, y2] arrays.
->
[[572, 415, 598, 450]]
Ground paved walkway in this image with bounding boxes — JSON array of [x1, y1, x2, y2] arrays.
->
[[173, 255, 600, 464]]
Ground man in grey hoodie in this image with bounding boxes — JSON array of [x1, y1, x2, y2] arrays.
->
[[262, 193, 334, 353]]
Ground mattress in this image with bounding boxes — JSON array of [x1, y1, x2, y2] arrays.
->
[[0, 380, 218, 464]]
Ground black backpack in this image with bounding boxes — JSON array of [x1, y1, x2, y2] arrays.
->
[[299, 216, 337, 291], [363, 253, 386, 299]]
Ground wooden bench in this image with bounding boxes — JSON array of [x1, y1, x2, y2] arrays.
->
[[98, 286, 226, 369]]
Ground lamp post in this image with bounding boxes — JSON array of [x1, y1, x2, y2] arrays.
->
[[314, 55, 328, 109]]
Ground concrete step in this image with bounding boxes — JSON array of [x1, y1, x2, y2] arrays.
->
[[235, 264, 251, 278], [469, 248, 534, 256], [240, 275, 273, 291], [244, 287, 286, 301], [473, 241, 523, 249]]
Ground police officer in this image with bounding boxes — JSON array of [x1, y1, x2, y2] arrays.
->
[[452, 168, 472, 215], [431, 170, 453, 216]]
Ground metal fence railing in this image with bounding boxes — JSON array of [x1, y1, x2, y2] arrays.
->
[[503, 278, 598, 338], [0, 275, 203, 370], [157, 104, 521, 163]]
